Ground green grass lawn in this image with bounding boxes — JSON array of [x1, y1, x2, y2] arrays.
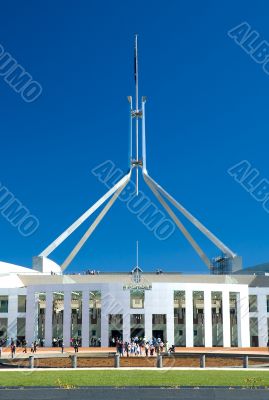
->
[[0, 370, 269, 387]]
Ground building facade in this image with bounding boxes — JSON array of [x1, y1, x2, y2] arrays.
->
[[1, 260, 269, 348]]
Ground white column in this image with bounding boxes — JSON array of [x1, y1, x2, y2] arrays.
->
[[81, 290, 89, 347], [185, 289, 193, 347], [258, 294, 267, 347], [101, 289, 109, 347], [237, 289, 250, 347], [63, 291, 71, 347], [204, 290, 212, 347], [25, 291, 38, 345], [145, 312, 152, 342], [166, 310, 174, 346], [123, 312, 130, 343], [222, 290, 231, 347], [45, 292, 53, 347], [7, 293, 18, 341]]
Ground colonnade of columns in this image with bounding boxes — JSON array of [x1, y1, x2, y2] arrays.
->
[[24, 288, 251, 347]]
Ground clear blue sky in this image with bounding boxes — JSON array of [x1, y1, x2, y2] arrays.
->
[[0, 0, 269, 273]]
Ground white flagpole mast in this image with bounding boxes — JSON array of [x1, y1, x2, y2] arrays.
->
[[142, 97, 147, 173], [127, 95, 133, 166], [135, 34, 139, 195]]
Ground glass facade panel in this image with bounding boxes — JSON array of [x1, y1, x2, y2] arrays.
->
[[71, 291, 82, 344], [17, 317, 26, 341], [52, 292, 64, 341], [0, 296, 8, 313], [18, 295, 26, 313], [193, 291, 204, 346], [249, 295, 258, 312], [250, 317, 259, 347], [211, 291, 223, 346], [89, 291, 101, 346], [37, 293, 46, 343], [0, 318, 7, 344], [130, 289, 144, 309], [230, 292, 238, 347], [130, 314, 145, 340], [109, 314, 123, 346], [174, 290, 185, 346], [152, 314, 167, 342]]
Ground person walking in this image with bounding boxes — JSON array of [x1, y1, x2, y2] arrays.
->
[[145, 342, 149, 357], [33, 341, 37, 353], [74, 341, 78, 353], [61, 342, 65, 354], [11, 343, 16, 359], [23, 340, 27, 353], [124, 342, 129, 357]]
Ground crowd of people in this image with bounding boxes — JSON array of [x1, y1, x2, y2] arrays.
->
[[8, 339, 38, 358], [0, 335, 175, 358], [111, 336, 174, 357]]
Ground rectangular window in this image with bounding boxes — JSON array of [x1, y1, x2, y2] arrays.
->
[[152, 314, 166, 324], [193, 291, 204, 347], [130, 314, 145, 339], [249, 295, 258, 312], [0, 296, 8, 313], [52, 292, 64, 340], [18, 295, 26, 313], [152, 314, 167, 341], [230, 292, 239, 347], [17, 317, 26, 339], [89, 291, 101, 346], [130, 289, 144, 309], [109, 314, 123, 345], [249, 317, 259, 347], [71, 291, 82, 342], [37, 293, 46, 341], [211, 291, 223, 347], [109, 314, 123, 325], [0, 318, 7, 341], [130, 314, 145, 325]]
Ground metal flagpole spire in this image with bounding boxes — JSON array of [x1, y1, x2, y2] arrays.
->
[[134, 34, 139, 195], [136, 240, 139, 266], [37, 36, 240, 273]]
